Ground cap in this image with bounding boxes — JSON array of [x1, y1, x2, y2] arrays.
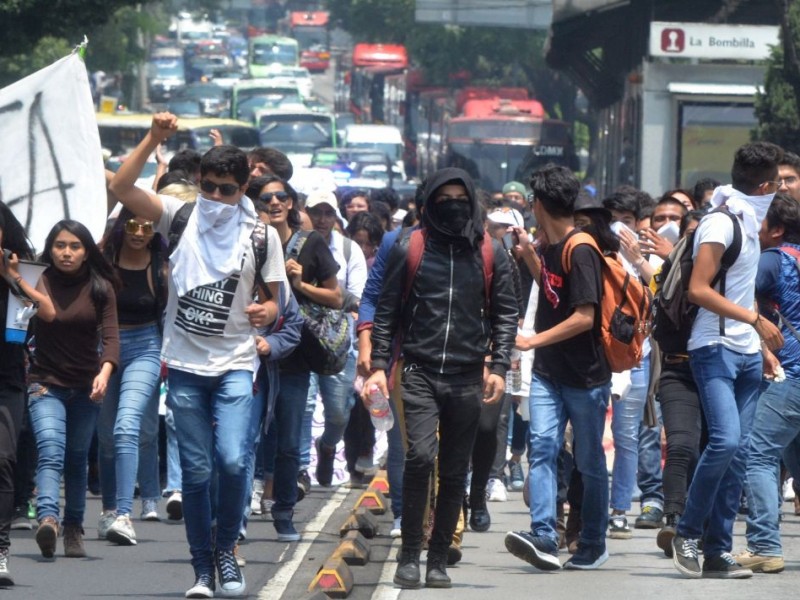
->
[[304, 190, 339, 211], [487, 207, 524, 228], [502, 181, 526, 195]]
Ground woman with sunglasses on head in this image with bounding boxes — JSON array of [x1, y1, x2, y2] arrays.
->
[[28, 220, 120, 560], [0, 202, 54, 584], [245, 175, 341, 541], [96, 208, 167, 546]]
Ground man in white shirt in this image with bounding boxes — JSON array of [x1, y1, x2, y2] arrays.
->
[[671, 141, 784, 580], [110, 113, 285, 599]]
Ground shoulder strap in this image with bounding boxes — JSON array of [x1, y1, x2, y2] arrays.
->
[[251, 221, 269, 299], [285, 229, 311, 261], [167, 202, 196, 256], [710, 207, 743, 337], [561, 230, 602, 273], [480, 236, 494, 309], [403, 229, 426, 304]]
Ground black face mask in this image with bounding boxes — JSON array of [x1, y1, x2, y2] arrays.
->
[[434, 199, 472, 235]]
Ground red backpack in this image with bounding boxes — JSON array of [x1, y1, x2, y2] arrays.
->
[[562, 231, 651, 373]]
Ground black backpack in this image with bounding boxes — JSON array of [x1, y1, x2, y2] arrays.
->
[[651, 207, 742, 354], [167, 202, 269, 294]]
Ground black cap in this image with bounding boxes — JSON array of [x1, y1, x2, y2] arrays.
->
[[573, 190, 611, 221]]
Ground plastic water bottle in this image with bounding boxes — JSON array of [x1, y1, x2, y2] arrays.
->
[[507, 349, 522, 395], [367, 384, 394, 431]]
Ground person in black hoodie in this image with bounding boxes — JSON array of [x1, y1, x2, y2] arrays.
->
[[363, 167, 518, 589]]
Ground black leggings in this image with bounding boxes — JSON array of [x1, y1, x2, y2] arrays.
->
[[658, 360, 708, 516]]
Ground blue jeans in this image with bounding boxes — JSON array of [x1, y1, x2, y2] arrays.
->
[[528, 374, 610, 547], [164, 405, 182, 493], [744, 378, 800, 556], [637, 400, 664, 507], [28, 383, 100, 525], [167, 368, 262, 575], [137, 389, 161, 503], [300, 352, 357, 464], [678, 344, 761, 556], [98, 325, 162, 515], [386, 392, 404, 519], [272, 370, 311, 515], [610, 357, 649, 511]]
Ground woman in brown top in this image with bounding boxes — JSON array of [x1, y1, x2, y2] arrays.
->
[[27, 220, 120, 560]]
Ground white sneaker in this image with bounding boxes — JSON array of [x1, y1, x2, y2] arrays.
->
[[784, 478, 796, 501], [487, 478, 508, 502], [260, 498, 274, 521], [107, 514, 137, 546], [0, 549, 13, 586], [250, 479, 264, 515], [355, 456, 377, 475], [141, 499, 159, 521], [98, 510, 117, 540], [390, 517, 402, 538]]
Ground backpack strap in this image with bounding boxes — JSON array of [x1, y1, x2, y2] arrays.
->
[[561, 230, 602, 273], [167, 202, 195, 256], [479, 235, 494, 310], [403, 229, 426, 304], [285, 229, 311, 261], [251, 221, 269, 300], [343, 237, 352, 265], [711, 207, 743, 336]]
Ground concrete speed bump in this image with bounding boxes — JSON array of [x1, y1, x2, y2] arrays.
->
[[368, 470, 390, 494], [307, 556, 354, 598], [354, 488, 387, 515], [334, 530, 371, 565], [339, 507, 379, 539]]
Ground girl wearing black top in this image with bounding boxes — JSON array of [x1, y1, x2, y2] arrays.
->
[[245, 176, 340, 542], [97, 208, 167, 546], [0, 202, 54, 583]]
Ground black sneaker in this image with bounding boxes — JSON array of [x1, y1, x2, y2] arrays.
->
[[315, 439, 335, 487], [10, 506, 32, 531], [215, 548, 246, 596], [394, 548, 421, 589], [469, 496, 491, 532], [672, 535, 701, 578], [656, 513, 679, 558], [702, 553, 753, 579], [608, 515, 632, 539], [508, 460, 525, 491], [505, 530, 561, 571], [297, 469, 311, 501], [564, 543, 608, 570], [185, 573, 215, 598], [634, 505, 664, 529], [272, 511, 301, 542]]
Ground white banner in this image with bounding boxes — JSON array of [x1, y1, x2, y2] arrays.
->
[[0, 52, 106, 254]]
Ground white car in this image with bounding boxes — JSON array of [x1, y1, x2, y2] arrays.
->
[[258, 64, 314, 99]]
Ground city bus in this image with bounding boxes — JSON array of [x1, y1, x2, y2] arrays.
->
[[288, 11, 331, 73], [248, 35, 300, 78]]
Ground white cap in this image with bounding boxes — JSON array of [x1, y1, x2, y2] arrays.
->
[[487, 207, 524, 228], [305, 190, 339, 211]]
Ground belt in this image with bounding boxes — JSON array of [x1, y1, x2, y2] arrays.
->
[[663, 353, 690, 365]]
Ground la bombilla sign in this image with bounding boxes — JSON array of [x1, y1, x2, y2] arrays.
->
[[649, 22, 779, 61]]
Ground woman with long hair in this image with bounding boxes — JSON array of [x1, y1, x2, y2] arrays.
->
[[96, 207, 167, 545], [28, 220, 120, 560], [0, 202, 54, 583]]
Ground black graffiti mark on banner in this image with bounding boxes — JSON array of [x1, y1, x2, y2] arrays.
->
[[0, 92, 74, 233]]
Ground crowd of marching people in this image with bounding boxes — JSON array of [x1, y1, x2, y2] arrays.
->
[[2, 111, 800, 597]]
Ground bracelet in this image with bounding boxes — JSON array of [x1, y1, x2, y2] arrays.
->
[[752, 314, 761, 327]]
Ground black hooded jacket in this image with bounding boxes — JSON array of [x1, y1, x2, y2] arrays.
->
[[370, 168, 518, 377]]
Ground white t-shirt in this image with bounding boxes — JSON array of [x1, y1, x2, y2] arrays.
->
[[157, 195, 287, 374], [328, 230, 367, 298], [688, 211, 760, 353]]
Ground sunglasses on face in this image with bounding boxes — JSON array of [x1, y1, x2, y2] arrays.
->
[[199, 179, 240, 196], [259, 191, 290, 203], [124, 220, 154, 235]]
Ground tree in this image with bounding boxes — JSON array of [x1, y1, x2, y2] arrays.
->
[[753, 0, 800, 153]]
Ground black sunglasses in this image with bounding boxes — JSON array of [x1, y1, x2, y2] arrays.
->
[[200, 179, 240, 196], [260, 191, 290, 202]]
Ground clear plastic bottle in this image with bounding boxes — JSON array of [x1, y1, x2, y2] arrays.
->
[[367, 384, 395, 431], [507, 349, 522, 395]]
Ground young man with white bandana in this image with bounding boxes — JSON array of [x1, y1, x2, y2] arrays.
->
[[110, 113, 286, 599], [671, 141, 785, 579]]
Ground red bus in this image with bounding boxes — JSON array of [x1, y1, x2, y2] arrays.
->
[[443, 97, 579, 192], [341, 44, 408, 126], [288, 11, 330, 72]]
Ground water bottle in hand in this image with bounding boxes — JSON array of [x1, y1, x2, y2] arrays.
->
[[367, 384, 394, 431], [506, 349, 522, 395]]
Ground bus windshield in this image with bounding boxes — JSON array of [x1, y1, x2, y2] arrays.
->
[[292, 26, 327, 50], [252, 42, 297, 66], [448, 119, 543, 141]]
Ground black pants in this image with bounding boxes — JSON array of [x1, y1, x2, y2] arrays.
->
[[401, 366, 482, 556], [470, 392, 511, 501], [0, 384, 25, 550], [658, 360, 707, 515], [344, 393, 375, 472]]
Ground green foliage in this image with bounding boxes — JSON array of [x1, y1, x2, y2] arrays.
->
[[754, 2, 800, 153], [0, 36, 72, 88]]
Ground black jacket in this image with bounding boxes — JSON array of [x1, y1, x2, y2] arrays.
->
[[370, 168, 518, 377]]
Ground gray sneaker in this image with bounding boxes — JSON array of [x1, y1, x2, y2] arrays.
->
[[0, 548, 14, 586], [505, 530, 561, 571], [97, 510, 117, 540], [672, 535, 701, 578], [608, 515, 632, 539], [106, 514, 137, 546], [141, 499, 159, 521]]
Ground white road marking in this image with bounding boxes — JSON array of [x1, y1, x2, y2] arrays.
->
[[370, 537, 402, 600]]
